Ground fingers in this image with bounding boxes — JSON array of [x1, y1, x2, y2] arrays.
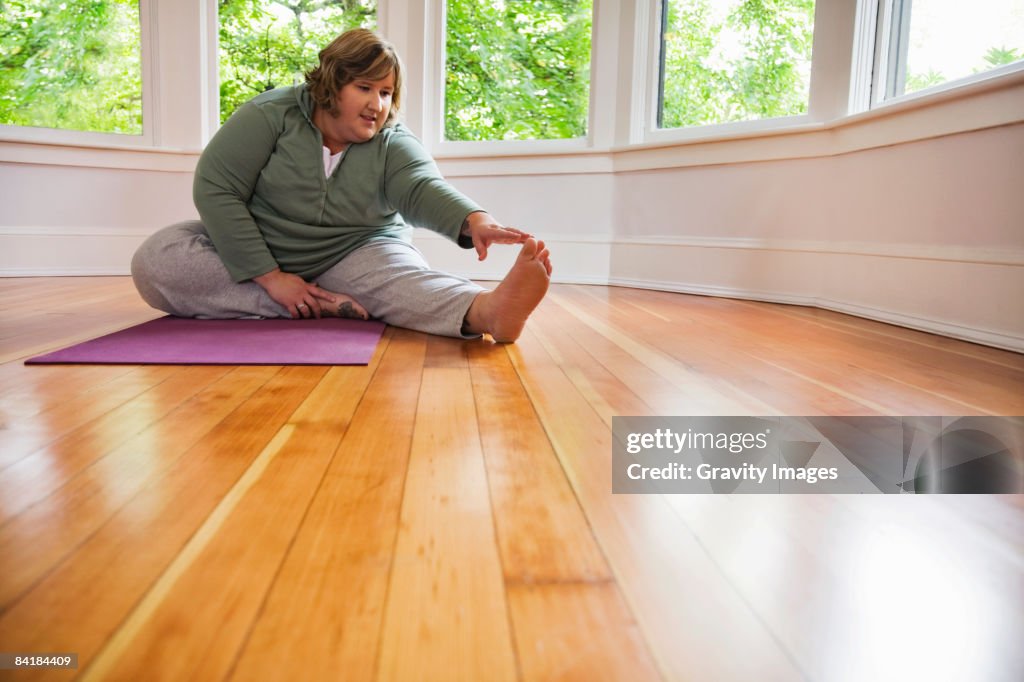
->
[[309, 285, 336, 303], [494, 226, 531, 242], [475, 226, 531, 261], [295, 286, 325, 319], [473, 232, 490, 261], [482, 226, 532, 243], [301, 285, 332, 318], [294, 299, 321, 319]]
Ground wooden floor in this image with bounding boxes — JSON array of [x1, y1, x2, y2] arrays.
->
[[1, 276, 1022, 682]]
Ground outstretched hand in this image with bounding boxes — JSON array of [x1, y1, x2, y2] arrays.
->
[[463, 212, 532, 261]]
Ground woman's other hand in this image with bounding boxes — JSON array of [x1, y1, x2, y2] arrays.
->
[[462, 212, 532, 261], [253, 269, 336, 318]]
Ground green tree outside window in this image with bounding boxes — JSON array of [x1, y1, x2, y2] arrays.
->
[[218, 0, 377, 124], [0, 0, 142, 134], [659, 0, 815, 129], [444, 0, 593, 141]]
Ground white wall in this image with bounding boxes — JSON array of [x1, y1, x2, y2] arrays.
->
[[418, 78, 1024, 351], [1, 98, 1021, 350], [607, 122, 1024, 351], [414, 172, 615, 285], [0, 0, 1022, 351], [0, 158, 195, 275]]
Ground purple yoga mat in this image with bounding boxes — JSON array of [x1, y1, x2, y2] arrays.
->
[[25, 316, 386, 366]]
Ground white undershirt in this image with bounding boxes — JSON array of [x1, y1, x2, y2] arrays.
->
[[322, 146, 344, 177]]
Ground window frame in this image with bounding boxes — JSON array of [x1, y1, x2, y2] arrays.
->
[[426, 0, 596, 156], [0, 0, 155, 148], [868, 0, 1024, 110], [644, 0, 821, 145], [0, 0, 1020, 161]]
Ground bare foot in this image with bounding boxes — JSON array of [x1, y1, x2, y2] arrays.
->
[[316, 290, 369, 320], [465, 238, 552, 342]]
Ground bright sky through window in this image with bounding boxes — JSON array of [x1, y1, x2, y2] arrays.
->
[[901, 0, 1024, 95]]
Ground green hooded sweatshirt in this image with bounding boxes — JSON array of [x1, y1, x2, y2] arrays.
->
[[193, 85, 481, 282]]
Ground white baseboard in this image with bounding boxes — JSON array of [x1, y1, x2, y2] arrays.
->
[[609, 238, 1024, 353], [607, 276, 1024, 353], [612, 235, 1024, 266], [0, 227, 145, 277], [0, 266, 132, 276]]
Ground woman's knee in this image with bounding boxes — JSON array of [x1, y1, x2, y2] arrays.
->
[[130, 221, 207, 313]]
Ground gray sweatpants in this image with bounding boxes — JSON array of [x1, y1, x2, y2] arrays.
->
[[130, 221, 484, 338]]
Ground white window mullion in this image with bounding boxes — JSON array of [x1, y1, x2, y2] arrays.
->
[[806, 0, 861, 122], [636, 0, 660, 144], [879, 0, 913, 100], [200, 0, 220, 145], [141, 0, 158, 147], [849, 0, 880, 114], [586, 0, 633, 149], [426, 0, 447, 151]]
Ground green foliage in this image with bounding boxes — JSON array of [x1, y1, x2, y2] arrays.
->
[[0, 0, 141, 134], [7, 0, 1018, 140], [982, 45, 1022, 68], [660, 0, 815, 129], [218, 0, 376, 123], [905, 45, 1022, 96], [444, 0, 592, 141], [904, 68, 945, 94]]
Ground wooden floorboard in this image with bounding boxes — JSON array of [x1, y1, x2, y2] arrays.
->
[[0, 276, 1021, 682], [228, 329, 420, 681]]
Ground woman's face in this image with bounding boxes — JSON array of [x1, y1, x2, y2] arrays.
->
[[318, 71, 395, 150]]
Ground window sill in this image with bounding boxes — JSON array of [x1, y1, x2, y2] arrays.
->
[[438, 67, 1024, 176], [0, 134, 200, 172], [431, 135, 591, 158], [0, 122, 152, 148], [864, 60, 1024, 118]]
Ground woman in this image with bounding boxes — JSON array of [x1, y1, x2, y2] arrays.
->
[[131, 28, 551, 342]]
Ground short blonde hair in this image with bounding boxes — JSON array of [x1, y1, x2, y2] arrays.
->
[[305, 28, 402, 127]]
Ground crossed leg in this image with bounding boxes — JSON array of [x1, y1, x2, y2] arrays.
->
[[132, 221, 551, 341]]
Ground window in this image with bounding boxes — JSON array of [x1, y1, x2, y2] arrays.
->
[[444, 0, 593, 141], [0, 0, 142, 134], [658, 0, 815, 129], [877, 0, 1024, 100], [218, 0, 377, 123]]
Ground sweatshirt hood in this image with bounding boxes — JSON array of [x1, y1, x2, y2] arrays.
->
[[294, 84, 315, 124]]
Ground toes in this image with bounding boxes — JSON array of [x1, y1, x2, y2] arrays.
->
[[336, 297, 369, 320], [534, 245, 552, 276], [519, 238, 538, 259], [336, 300, 367, 320]]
